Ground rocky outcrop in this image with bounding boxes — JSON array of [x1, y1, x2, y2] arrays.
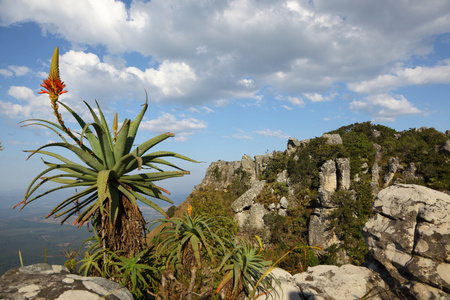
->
[[196, 154, 272, 191], [294, 264, 392, 300], [322, 133, 343, 145], [257, 265, 391, 300], [440, 139, 450, 155], [382, 157, 403, 187], [363, 184, 450, 299], [0, 263, 133, 300], [309, 158, 351, 255], [231, 180, 266, 213]]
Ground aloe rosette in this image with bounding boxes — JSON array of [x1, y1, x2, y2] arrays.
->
[[15, 47, 196, 255]]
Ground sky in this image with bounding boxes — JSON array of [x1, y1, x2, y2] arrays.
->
[[0, 0, 450, 205]]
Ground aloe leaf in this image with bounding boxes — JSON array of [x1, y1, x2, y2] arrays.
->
[[130, 132, 174, 158], [121, 171, 189, 182], [27, 142, 105, 171], [23, 165, 59, 201], [124, 94, 148, 154], [95, 100, 115, 152], [48, 185, 98, 215], [40, 161, 98, 177], [113, 152, 142, 176], [57, 193, 98, 224], [121, 180, 173, 203], [21, 122, 69, 143], [117, 184, 168, 218], [58, 101, 103, 156], [113, 119, 130, 161], [89, 122, 115, 169]]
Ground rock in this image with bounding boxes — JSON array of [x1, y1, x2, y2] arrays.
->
[[256, 268, 301, 300], [241, 154, 256, 180], [446, 130, 450, 138], [403, 162, 423, 182], [293, 264, 391, 300], [382, 157, 403, 187], [363, 184, 450, 299], [336, 158, 350, 190], [231, 180, 265, 213], [372, 130, 381, 138], [196, 160, 241, 191], [322, 133, 342, 145], [279, 197, 289, 209], [373, 143, 383, 162], [268, 203, 276, 211], [308, 207, 340, 250], [276, 170, 288, 183], [255, 154, 272, 179], [319, 160, 337, 193], [0, 263, 133, 300], [440, 140, 450, 155]]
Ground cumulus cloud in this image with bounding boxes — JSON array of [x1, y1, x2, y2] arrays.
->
[[1, 0, 449, 106], [349, 94, 422, 122], [348, 60, 450, 93], [139, 112, 207, 142], [255, 129, 289, 139]]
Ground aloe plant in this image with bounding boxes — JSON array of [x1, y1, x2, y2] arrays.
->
[[15, 47, 197, 256], [216, 238, 276, 299]]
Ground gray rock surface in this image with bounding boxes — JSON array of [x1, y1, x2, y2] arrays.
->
[[0, 263, 133, 300], [322, 133, 343, 145], [231, 180, 265, 213], [363, 184, 450, 299], [293, 264, 391, 300], [336, 158, 350, 190], [440, 139, 450, 155], [382, 157, 403, 187]]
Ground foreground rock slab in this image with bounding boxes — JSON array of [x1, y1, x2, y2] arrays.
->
[[0, 263, 133, 300], [363, 184, 450, 299], [293, 264, 390, 300]]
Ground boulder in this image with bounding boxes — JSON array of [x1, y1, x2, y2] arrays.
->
[[231, 180, 265, 213], [382, 157, 403, 187], [293, 264, 391, 300], [322, 133, 342, 145], [256, 268, 301, 300], [363, 184, 450, 299], [0, 263, 133, 300]]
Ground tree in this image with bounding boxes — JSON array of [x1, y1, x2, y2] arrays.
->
[[15, 47, 197, 257]]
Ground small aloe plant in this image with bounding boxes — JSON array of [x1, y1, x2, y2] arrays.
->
[[15, 47, 197, 257]]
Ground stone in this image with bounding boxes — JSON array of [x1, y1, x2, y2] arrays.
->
[[336, 158, 350, 190], [231, 180, 265, 213], [268, 203, 276, 211], [196, 160, 241, 191], [308, 207, 340, 250], [0, 263, 133, 300], [241, 154, 256, 180], [293, 264, 391, 300], [276, 170, 288, 183], [403, 162, 423, 182], [256, 268, 301, 300], [440, 139, 450, 155], [322, 133, 342, 145], [319, 160, 337, 193], [279, 197, 289, 209], [363, 184, 450, 299], [382, 157, 403, 187], [255, 154, 272, 179], [372, 130, 381, 138]]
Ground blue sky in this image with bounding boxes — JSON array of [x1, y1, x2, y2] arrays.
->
[[0, 0, 450, 203]]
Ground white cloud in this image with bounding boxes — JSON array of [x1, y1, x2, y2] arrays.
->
[[140, 112, 207, 142], [303, 92, 335, 102], [0, 69, 13, 77], [255, 129, 289, 139], [9, 65, 32, 76], [349, 60, 450, 93], [1, 0, 449, 106], [231, 129, 253, 140], [349, 94, 422, 122], [287, 96, 305, 107], [8, 86, 34, 100]]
